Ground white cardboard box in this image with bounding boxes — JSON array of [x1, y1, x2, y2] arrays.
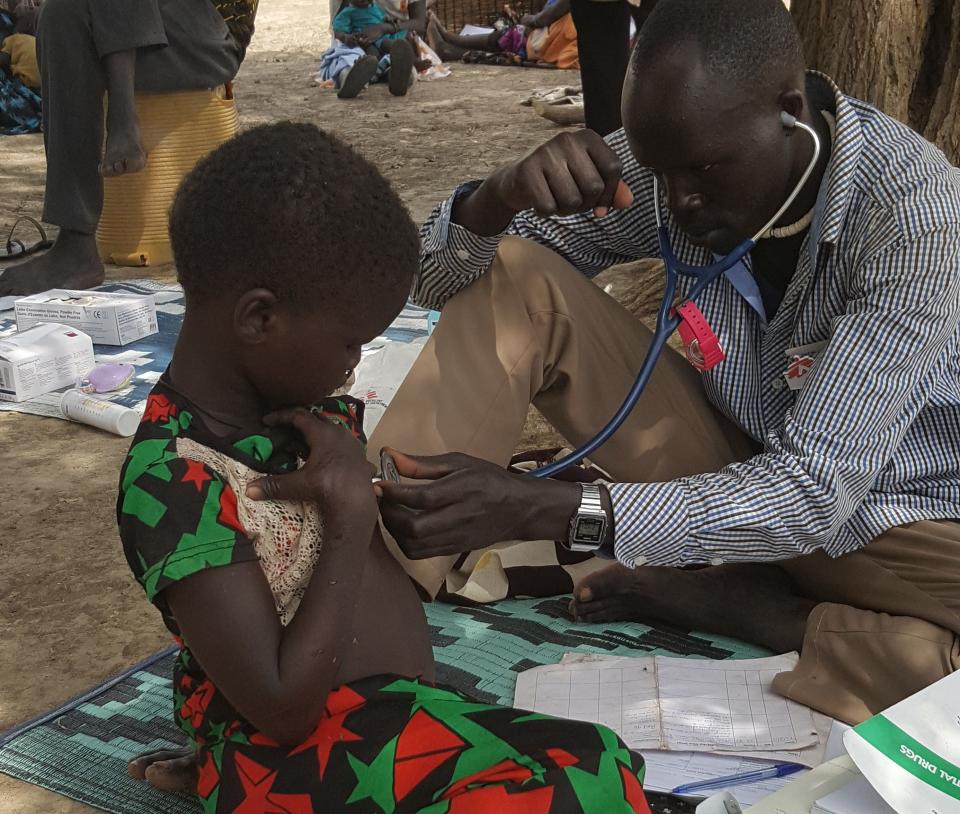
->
[[15, 289, 158, 346], [0, 323, 95, 402]]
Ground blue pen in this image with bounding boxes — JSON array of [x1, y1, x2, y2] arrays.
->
[[671, 762, 805, 795]]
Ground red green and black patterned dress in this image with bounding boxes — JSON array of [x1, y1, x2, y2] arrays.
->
[[118, 378, 652, 814]]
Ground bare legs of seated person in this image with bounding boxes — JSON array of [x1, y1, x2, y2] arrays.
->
[[0, 49, 147, 297], [0, 0, 240, 297], [100, 49, 147, 177], [570, 563, 815, 654], [426, 11, 502, 61]]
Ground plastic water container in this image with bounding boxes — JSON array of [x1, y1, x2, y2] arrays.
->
[[96, 85, 239, 267]]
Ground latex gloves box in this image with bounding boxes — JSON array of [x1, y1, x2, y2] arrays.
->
[[0, 323, 95, 402], [14, 289, 158, 346]]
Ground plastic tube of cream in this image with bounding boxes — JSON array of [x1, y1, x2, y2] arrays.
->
[[60, 389, 140, 437]]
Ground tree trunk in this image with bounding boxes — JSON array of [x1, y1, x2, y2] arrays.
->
[[792, 0, 960, 165]]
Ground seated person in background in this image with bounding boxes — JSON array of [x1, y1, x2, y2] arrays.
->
[[0, 0, 40, 89], [120, 121, 652, 813], [426, 0, 578, 69], [332, 0, 420, 98], [0, 0, 254, 299], [0, 0, 41, 135]]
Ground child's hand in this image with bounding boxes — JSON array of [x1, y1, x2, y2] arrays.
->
[[246, 408, 376, 516]]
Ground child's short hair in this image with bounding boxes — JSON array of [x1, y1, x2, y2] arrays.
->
[[170, 122, 419, 312]]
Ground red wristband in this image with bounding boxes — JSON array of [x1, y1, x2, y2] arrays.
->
[[673, 300, 726, 371]]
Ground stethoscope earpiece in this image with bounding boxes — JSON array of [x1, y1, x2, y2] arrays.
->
[[780, 110, 798, 129]]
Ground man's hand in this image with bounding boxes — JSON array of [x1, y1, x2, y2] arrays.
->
[[377, 450, 580, 559], [452, 130, 634, 236]]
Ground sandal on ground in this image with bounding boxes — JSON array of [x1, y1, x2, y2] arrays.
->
[[520, 85, 582, 106], [533, 94, 585, 126], [1, 215, 53, 260]]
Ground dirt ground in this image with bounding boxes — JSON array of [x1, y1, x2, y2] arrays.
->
[[0, 2, 586, 810]]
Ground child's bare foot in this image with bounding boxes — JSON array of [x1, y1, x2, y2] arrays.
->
[[570, 562, 815, 653], [128, 748, 198, 794], [0, 229, 104, 296]]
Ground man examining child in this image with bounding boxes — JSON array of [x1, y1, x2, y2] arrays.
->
[[374, 0, 960, 727]]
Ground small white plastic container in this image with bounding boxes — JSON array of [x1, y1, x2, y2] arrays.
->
[[60, 389, 141, 437]]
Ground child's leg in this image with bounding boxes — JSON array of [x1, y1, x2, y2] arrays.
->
[[101, 48, 147, 177]]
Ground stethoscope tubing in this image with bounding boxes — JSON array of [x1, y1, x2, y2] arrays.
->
[[529, 116, 821, 479]]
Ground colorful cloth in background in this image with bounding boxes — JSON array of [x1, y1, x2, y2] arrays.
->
[[497, 24, 526, 58], [318, 39, 368, 85], [334, 3, 407, 48], [0, 11, 40, 134], [334, 1, 387, 33], [194, 674, 652, 814], [317, 33, 448, 86], [211, 0, 259, 51], [1, 32, 37, 86], [527, 14, 579, 69]]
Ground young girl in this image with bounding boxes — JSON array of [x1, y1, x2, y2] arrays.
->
[[119, 121, 653, 813]]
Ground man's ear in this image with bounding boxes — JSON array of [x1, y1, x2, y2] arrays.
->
[[234, 289, 280, 346], [777, 88, 805, 126]]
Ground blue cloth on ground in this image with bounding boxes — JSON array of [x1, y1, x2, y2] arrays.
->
[[0, 12, 41, 135], [319, 40, 392, 86]]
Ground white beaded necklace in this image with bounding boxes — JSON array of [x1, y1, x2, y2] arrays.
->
[[760, 111, 836, 240]]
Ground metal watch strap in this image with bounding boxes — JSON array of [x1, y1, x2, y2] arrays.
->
[[579, 483, 604, 515], [566, 483, 608, 552]]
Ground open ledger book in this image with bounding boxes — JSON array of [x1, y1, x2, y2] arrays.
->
[[515, 653, 821, 757]]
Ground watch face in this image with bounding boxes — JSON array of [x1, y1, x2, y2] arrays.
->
[[574, 516, 605, 544]]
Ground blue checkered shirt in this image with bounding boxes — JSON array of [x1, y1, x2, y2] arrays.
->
[[415, 73, 960, 567]]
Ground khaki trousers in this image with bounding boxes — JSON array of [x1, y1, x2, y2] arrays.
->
[[371, 237, 960, 724]]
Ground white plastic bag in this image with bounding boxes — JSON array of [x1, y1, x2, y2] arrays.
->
[[349, 336, 428, 433]]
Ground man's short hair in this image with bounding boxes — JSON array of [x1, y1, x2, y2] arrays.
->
[[632, 0, 806, 89], [170, 121, 419, 313]]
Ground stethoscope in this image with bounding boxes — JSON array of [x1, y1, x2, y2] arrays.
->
[[530, 111, 822, 479]]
